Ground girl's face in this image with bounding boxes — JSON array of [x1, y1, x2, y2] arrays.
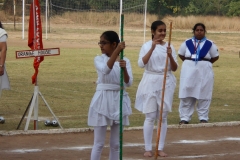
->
[[99, 36, 116, 57], [194, 25, 205, 40], [152, 24, 166, 42]]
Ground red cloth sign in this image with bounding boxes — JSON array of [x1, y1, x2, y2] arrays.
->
[[28, 0, 44, 84]]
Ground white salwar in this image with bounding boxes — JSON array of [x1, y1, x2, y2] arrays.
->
[[0, 29, 10, 97], [88, 54, 133, 126], [135, 40, 178, 113], [134, 40, 178, 152], [178, 38, 219, 121]]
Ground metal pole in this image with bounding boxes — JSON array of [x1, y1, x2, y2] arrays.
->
[[17, 95, 33, 130], [32, 0, 39, 130], [119, 2, 123, 160], [24, 88, 37, 131], [46, 0, 48, 39], [119, 14, 124, 160], [119, 0, 122, 37], [13, 0, 16, 30], [48, 0, 52, 33], [143, 0, 147, 43], [22, 0, 25, 39]]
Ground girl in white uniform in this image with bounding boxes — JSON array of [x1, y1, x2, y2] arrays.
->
[[88, 31, 133, 160], [135, 20, 178, 157], [0, 22, 10, 95], [178, 23, 219, 125]]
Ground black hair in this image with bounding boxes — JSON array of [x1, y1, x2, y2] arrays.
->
[[0, 21, 3, 29], [192, 23, 206, 33], [151, 20, 166, 39], [100, 31, 120, 45]]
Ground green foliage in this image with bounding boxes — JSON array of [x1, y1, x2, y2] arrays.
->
[[186, 0, 230, 15], [146, 0, 159, 14], [88, 0, 119, 10], [227, 1, 240, 16], [2, 0, 240, 19], [159, 0, 191, 16]]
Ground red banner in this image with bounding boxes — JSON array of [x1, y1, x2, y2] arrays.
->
[[28, 0, 44, 84]]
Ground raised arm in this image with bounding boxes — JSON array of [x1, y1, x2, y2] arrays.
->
[[107, 42, 125, 69]]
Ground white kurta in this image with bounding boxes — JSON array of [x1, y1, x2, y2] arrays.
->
[[135, 40, 178, 113], [88, 54, 133, 126], [178, 38, 219, 99], [0, 29, 10, 95]]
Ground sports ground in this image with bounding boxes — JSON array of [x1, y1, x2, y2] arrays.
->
[[1, 16, 240, 159], [1, 122, 240, 160]]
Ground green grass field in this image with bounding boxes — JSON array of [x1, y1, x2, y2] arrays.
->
[[0, 26, 240, 131]]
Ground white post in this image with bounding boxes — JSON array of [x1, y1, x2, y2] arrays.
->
[[48, 0, 50, 33], [13, 0, 16, 30], [119, 0, 123, 40], [22, 0, 25, 39], [144, 0, 147, 43], [46, 0, 48, 39], [24, 88, 37, 131], [33, 86, 39, 130]]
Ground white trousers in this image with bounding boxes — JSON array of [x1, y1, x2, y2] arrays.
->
[[179, 97, 211, 122], [90, 123, 119, 160], [144, 111, 168, 151]]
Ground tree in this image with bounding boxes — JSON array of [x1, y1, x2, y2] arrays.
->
[[227, 0, 240, 16], [146, 0, 191, 17], [185, 0, 231, 16]]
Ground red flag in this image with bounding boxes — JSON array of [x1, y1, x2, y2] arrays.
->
[[28, 0, 44, 84]]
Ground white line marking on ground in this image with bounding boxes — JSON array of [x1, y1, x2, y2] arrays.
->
[[224, 137, 240, 141], [172, 137, 240, 144], [5, 149, 240, 159], [172, 155, 209, 158], [2, 140, 240, 159], [173, 140, 211, 144], [57, 143, 145, 151], [170, 152, 240, 159], [123, 143, 145, 147], [2, 143, 145, 153], [2, 137, 240, 153], [57, 146, 92, 150], [9, 149, 42, 153]]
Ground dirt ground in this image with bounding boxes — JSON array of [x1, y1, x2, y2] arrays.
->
[[1, 123, 240, 160]]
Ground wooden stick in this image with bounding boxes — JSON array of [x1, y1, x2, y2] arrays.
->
[[154, 22, 172, 159]]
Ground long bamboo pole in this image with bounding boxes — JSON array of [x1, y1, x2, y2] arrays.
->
[[154, 22, 173, 160], [119, 13, 124, 160]]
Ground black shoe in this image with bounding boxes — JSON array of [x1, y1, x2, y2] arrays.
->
[[179, 120, 189, 125], [200, 120, 208, 123]]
